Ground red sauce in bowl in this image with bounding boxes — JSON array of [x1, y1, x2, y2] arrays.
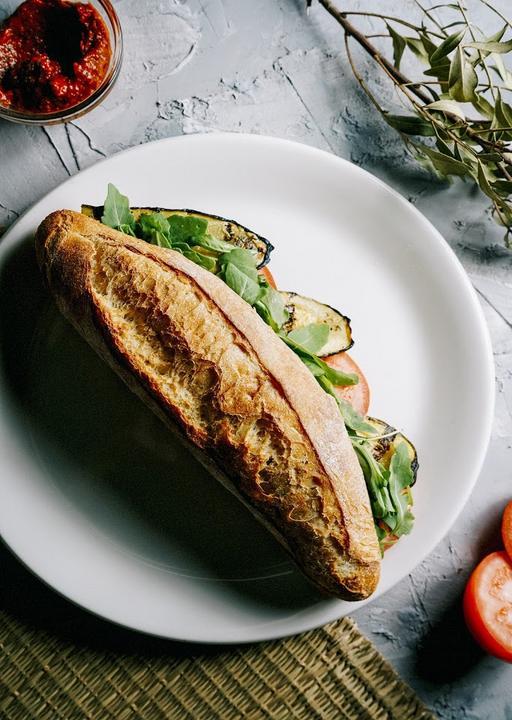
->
[[0, 0, 111, 114]]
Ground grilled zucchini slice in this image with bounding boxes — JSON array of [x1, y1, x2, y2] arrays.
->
[[280, 291, 353, 357], [81, 205, 273, 269], [366, 417, 418, 486]]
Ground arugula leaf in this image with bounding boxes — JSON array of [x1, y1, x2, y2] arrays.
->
[[282, 334, 358, 389], [333, 393, 377, 435], [353, 438, 414, 545], [182, 248, 216, 272], [136, 213, 173, 248], [390, 441, 414, 489], [153, 231, 173, 249], [193, 234, 234, 253], [352, 442, 392, 519], [102, 184, 135, 231], [118, 223, 136, 237], [220, 248, 259, 282], [287, 323, 329, 354], [257, 284, 289, 330], [139, 212, 170, 238], [322, 359, 358, 387], [224, 263, 262, 304], [300, 357, 326, 377], [168, 215, 208, 244], [386, 443, 415, 535]]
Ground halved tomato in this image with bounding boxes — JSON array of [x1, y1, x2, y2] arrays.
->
[[259, 266, 277, 289], [463, 551, 512, 662], [502, 501, 512, 562], [324, 352, 370, 416]]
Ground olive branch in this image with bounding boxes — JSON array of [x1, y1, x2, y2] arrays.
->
[[310, 0, 512, 246]]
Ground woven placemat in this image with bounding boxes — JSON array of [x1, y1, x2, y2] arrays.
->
[[0, 604, 436, 720]]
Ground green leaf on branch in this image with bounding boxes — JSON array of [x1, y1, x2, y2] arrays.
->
[[386, 23, 406, 69], [449, 45, 478, 101], [426, 99, 465, 121], [384, 114, 436, 136], [466, 40, 512, 54], [430, 29, 465, 63], [491, 180, 512, 195], [424, 59, 451, 81], [405, 36, 430, 63], [413, 143, 472, 178], [472, 95, 495, 120]]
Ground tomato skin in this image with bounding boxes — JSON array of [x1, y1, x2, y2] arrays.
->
[[502, 501, 512, 562], [463, 551, 512, 663], [324, 352, 370, 416], [259, 266, 277, 289]]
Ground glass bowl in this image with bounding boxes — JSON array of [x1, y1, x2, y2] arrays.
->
[[0, 0, 123, 125]]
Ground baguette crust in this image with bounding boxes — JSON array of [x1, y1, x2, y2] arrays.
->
[[36, 210, 380, 599]]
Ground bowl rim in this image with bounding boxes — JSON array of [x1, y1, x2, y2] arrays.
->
[[0, 0, 123, 126]]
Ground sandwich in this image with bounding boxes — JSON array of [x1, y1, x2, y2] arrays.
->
[[35, 185, 417, 601]]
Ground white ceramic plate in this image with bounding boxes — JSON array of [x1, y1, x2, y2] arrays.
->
[[0, 134, 494, 643]]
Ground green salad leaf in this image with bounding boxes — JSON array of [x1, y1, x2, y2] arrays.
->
[[102, 184, 135, 231], [168, 214, 208, 244], [287, 323, 329, 354], [256, 284, 289, 330], [139, 212, 171, 238], [282, 334, 358, 388], [353, 439, 415, 547], [220, 248, 259, 281], [224, 263, 262, 304]]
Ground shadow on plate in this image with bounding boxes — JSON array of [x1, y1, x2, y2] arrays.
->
[[0, 237, 322, 644], [0, 538, 230, 658]]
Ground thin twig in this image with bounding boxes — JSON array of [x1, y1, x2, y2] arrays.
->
[[317, 0, 433, 105], [457, 0, 496, 101], [479, 0, 512, 30], [413, 0, 448, 37], [340, 10, 441, 35]]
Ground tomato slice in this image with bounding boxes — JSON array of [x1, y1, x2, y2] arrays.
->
[[463, 551, 512, 662], [259, 266, 277, 289], [502, 501, 512, 562], [324, 352, 370, 416]]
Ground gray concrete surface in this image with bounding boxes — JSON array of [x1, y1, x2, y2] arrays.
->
[[1, 0, 512, 717]]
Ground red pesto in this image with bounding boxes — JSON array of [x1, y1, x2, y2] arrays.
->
[[0, 0, 111, 114]]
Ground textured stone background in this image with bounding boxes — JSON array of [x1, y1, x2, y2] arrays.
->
[[2, 0, 512, 717]]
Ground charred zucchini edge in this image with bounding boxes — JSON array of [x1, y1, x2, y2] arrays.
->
[[367, 416, 419, 487], [280, 290, 354, 356], [81, 204, 274, 269]]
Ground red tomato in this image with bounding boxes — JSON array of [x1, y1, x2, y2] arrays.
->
[[324, 352, 370, 416], [502, 501, 512, 562], [259, 266, 277, 289], [463, 551, 512, 662]]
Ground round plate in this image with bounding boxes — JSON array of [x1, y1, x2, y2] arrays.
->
[[0, 134, 494, 643]]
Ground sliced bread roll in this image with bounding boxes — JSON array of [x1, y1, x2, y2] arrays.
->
[[36, 210, 380, 600]]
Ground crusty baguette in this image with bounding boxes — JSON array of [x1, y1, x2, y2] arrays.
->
[[36, 210, 380, 600]]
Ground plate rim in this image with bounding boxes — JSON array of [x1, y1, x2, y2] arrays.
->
[[0, 132, 495, 643]]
